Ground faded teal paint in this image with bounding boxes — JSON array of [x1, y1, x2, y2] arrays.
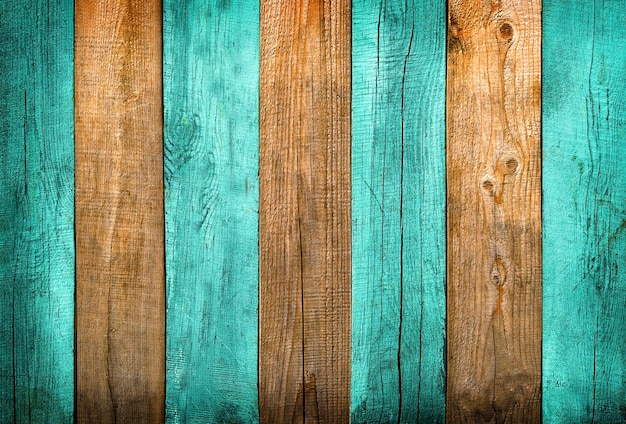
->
[[543, 0, 626, 422], [0, 0, 74, 422], [163, 1, 260, 423], [351, 1, 446, 422]]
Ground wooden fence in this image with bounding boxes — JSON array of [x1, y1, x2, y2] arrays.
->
[[1, 0, 624, 423]]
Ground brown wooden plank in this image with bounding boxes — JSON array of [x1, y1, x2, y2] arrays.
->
[[446, 0, 542, 422], [259, 1, 351, 422], [75, 1, 164, 422]]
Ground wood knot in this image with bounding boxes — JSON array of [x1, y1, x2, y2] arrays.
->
[[448, 15, 463, 53], [491, 257, 507, 286], [482, 179, 495, 193], [448, 35, 463, 53], [505, 158, 519, 173], [482, 176, 503, 204], [496, 156, 520, 176], [497, 22, 514, 43]]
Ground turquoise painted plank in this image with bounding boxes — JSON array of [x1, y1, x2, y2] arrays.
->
[[543, 0, 626, 422], [0, 0, 74, 422], [163, 1, 259, 422], [351, 1, 446, 422]]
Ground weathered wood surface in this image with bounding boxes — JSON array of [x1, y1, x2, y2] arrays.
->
[[259, 0, 351, 421], [0, 1, 74, 422], [446, 0, 542, 421], [75, 0, 165, 422], [163, 0, 260, 422], [351, 1, 446, 422], [543, 0, 626, 422]]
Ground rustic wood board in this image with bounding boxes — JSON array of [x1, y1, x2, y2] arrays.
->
[[75, 1, 165, 422], [163, 0, 260, 422], [259, 0, 351, 421], [351, 1, 447, 422], [0, 1, 74, 422], [543, 0, 626, 422], [446, 0, 542, 421]]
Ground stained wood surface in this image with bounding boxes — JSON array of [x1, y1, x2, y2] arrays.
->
[[75, 1, 165, 422], [0, 1, 74, 422], [351, 1, 446, 422], [259, 0, 351, 421], [446, 0, 542, 421], [543, 0, 626, 422], [163, 1, 260, 422]]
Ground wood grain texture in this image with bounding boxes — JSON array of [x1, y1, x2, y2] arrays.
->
[[446, 0, 542, 421], [351, 1, 446, 422], [163, 1, 260, 422], [543, 0, 626, 422], [75, 0, 165, 422], [0, 1, 74, 422], [259, 0, 351, 422]]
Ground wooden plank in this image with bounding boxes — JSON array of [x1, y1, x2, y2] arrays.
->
[[446, 0, 542, 421], [351, 1, 446, 422], [259, 0, 351, 421], [543, 0, 626, 421], [0, 1, 74, 422], [75, 1, 165, 422], [163, 1, 259, 422]]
